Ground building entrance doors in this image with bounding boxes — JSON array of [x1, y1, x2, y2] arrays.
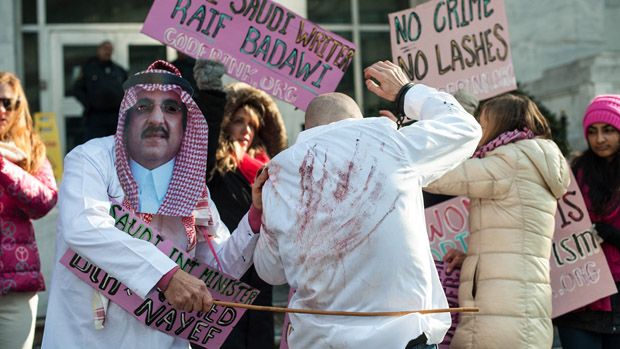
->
[[42, 25, 173, 155]]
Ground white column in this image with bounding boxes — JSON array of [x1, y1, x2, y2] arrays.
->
[[0, 0, 19, 73]]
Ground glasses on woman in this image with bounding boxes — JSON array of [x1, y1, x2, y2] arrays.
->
[[0, 98, 20, 111]]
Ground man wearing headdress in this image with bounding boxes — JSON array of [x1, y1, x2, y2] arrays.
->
[[42, 61, 264, 348]]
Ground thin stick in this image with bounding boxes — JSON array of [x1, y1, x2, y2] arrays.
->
[[213, 300, 478, 317]]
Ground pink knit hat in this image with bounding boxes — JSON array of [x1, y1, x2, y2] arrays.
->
[[583, 94, 620, 139]]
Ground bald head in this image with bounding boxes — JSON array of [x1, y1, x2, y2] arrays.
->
[[305, 93, 363, 129]]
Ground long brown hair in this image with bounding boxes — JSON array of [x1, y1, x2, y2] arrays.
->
[[213, 83, 287, 176], [478, 93, 552, 145], [573, 148, 620, 216], [215, 104, 264, 174], [0, 72, 46, 173]]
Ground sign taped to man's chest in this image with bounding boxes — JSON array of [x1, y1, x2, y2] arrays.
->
[[61, 203, 259, 348]]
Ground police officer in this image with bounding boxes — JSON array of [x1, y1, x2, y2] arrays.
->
[[73, 40, 128, 141]]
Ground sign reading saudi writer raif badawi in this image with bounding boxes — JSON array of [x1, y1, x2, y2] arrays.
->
[[141, 0, 356, 110], [389, 0, 517, 100]]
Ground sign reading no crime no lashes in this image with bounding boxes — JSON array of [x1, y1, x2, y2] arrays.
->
[[389, 0, 517, 100]]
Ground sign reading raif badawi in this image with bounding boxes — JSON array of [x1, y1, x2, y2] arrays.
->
[[142, 0, 356, 111]]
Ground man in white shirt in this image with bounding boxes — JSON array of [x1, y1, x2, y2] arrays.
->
[[253, 61, 482, 349], [42, 60, 266, 349]]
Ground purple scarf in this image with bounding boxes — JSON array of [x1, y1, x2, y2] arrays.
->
[[473, 128, 535, 158]]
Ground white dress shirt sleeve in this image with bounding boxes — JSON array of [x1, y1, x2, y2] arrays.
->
[[58, 144, 177, 299], [252, 182, 288, 285], [195, 194, 259, 280], [399, 84, 483, 187]]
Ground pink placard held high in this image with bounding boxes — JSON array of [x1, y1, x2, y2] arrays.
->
[[141, 0, 356, 110], [389, 0, 517, 100]]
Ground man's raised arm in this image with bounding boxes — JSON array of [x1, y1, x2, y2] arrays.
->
[[364, 60, 482, 186]]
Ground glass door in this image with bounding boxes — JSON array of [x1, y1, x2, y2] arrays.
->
[[44, 25, 172, 155]]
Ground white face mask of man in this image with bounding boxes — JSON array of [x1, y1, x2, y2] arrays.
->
[[125, 89, 185, 170]]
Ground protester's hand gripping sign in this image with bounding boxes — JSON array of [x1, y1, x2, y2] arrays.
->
[[61, 203, 259, 348], [425, 171, 617, 320], [389, 0, 517, 100], [141, 0, 356, 111]]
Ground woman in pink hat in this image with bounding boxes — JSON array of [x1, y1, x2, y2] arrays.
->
[[555, 95, 620, 349]]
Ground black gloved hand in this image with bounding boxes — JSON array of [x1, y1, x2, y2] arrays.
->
[[193, 60, 225, 91], [596, 223, 620, 249]]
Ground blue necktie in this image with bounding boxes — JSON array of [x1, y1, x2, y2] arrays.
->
[[139, 172, 160, 214]]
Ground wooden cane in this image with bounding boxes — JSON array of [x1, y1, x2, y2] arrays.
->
[[213, 300, 478, 317]]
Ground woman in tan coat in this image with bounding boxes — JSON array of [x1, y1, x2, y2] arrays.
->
[[426, 93, 570, 349]]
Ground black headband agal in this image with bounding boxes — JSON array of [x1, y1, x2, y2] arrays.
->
[[123, 72, 194, 96]]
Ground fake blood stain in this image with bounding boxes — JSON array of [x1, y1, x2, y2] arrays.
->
[[293, 138, 392, 274]]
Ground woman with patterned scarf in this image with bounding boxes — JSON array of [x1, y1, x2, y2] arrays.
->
[[425, 93, 570, 349]]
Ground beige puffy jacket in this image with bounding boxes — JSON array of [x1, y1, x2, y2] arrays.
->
[[426, 139, 570, 349]]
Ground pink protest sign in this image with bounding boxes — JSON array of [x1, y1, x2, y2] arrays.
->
[[423, 171, 617, 319], [389, 0, 517, 100], [141, 0, 356, 110], [61, 203, 259, 348], [425, 198, 467, 348], [425, 196, 471, 260], [550, 172, 617, 318]]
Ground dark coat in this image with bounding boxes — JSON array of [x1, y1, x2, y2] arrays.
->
[[194, 84, 287, 349], [171, 57, 198, 94], [194, 88, 227, 175], [209, 169, 275, 349], [72, 58, 127, 140]]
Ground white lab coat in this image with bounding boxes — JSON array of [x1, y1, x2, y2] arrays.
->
[[42, 137, 258, 349], [254, 85, 482, 349]]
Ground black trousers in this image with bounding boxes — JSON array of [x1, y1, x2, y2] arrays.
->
[[406, 333, 436, 349]]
